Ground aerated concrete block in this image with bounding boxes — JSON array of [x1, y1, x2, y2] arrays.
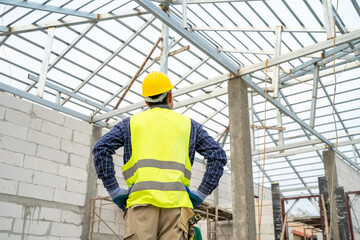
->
[[0, 120, 28, 140], [66, 178, 87, 194], [61, 210, 82, 225], [0, 106, 5, 119], [64, 116, 92, 135], [73, 131, 90, 145], [0, 92, 32, 114], [33, 105, 65, 125], [18, 182, 54, 201], [0, 233, 21, 240], [53, 189, 85, 206], [0, 178, 18, 195], [0, 135, 37, 155], [27, 129, 61, 149], [5, 108, 31, 128], [69, 154, 88, 170], [50, 222, 82, 238], [25, 220, 52, 235], [0, 148, 24, 167], [0, 163, 33, 183], [37, 145, 68, 164], [41, 121, 72, 141], [0, 201, 23, 218], [60, 140, 90, 158], [0, 217, 13, 231], [24, 155, 58, 174], [58, 165, 87, 181], [33, 171, 66, 189], [37, 207, 62, 222]]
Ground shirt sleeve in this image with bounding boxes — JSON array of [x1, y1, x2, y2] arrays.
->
[[92, 118, 129, 192], [192, 120, 227, 195]]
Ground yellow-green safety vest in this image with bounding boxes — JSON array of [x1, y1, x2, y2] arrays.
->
[[122, 107, 193, 209]]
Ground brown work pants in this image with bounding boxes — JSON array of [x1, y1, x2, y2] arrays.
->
[[123, 204, 190, 240]]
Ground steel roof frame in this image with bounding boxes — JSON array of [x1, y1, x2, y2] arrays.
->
[[1, 0, 360, 197]]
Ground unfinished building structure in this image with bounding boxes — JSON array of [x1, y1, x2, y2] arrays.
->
[[0, 0, 359, 239]]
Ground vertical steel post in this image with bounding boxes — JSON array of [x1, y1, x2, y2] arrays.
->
[[322, 0, 335, 39], [160, 23, 169, 74], [36, 27, 55, 98], [310, 65, 319, 128], [272, 26, 284, 145], [182, 0, 187, 28], [248, 90, 255, 151], [351, 136, 357, 165]]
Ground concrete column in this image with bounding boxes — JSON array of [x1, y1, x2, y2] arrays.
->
[[323, 150, 340, 240], [323, 150, 339, 190], [81, 125, 102, 240], [272, 183, 283, 240], [228, 78, 256, 240], [319, 177, 332, 240], [334, 187, 351, 240]]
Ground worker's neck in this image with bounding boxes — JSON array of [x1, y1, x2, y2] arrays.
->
[[149, 104, 171, 110]]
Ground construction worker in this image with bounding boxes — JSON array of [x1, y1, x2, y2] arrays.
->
[[93, 71, 227, 240]]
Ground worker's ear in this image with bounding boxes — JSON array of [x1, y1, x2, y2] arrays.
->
[[168, 91, 173, 109]]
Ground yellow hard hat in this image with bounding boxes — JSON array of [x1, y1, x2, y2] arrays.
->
[[142, 71, 174, 97]]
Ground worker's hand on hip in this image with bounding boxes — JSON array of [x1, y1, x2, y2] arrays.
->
[[185, 186, 207, 208], [108, 186, 132, 212]]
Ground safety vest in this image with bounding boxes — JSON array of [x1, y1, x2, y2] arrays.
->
[[122, 107, 193, 209]]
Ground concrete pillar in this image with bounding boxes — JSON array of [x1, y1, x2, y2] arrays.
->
[[334, 187, 351, 240], [319, 177, 332, 240], [323, 150, 339, 191], [80, 125, 102, 240], [322, 150, 340, 240], [228, 78, 256, 240], [272, 183, 283, 240]]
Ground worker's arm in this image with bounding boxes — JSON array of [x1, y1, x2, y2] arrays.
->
[[92, 118, 131, 211], [190, 120, 227, 196]]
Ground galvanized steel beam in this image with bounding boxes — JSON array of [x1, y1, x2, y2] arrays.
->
[[0, 9, 149, 36], [310, 66, 320, 128], [135, 0, 239, 75], [192, 25, 359, 33], [36, 27, 54, 98], [240, 29, 360, 76], [0, 0, 96, 18]]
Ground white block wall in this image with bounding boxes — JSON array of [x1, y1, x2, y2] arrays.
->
[[0, 92, 92, 240]]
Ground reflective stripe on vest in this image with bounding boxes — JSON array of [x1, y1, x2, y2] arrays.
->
[[123, 107, 193, 209], [123, 159, 192, 181]]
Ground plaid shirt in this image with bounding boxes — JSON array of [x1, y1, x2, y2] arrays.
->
[[93, 105, 227, 195]]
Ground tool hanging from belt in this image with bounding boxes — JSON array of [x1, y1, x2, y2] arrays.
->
[[178, 208, 202, 240], [188, 213, 202, 240]]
